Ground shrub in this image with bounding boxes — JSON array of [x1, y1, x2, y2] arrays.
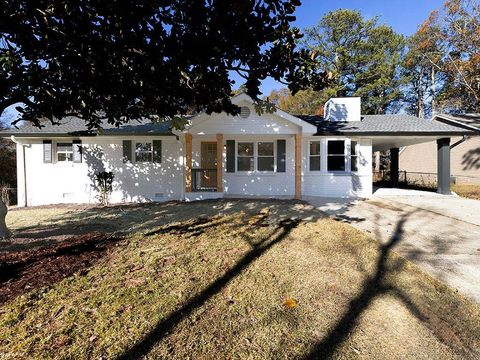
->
[[95, 171, 114, 206]]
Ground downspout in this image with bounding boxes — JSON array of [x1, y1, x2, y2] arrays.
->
[[10, 136, 29, 207], [176, 135, 185, 201], [450, 135, 469, 149]]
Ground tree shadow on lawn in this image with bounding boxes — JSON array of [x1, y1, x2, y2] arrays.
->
[[5, 199, 326, 252], [116, 217, 301, 360], [301, 210, 476, 359]]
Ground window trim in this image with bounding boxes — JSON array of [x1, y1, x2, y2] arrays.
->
[[308, 140, 321, 172], [135, 141, 154, 163], [235, 141, 277, 173], [350, 140, 359, 173], [236, 142, 255, 172], [326, 139, 347, 173], [56, 142, 74, 163], [257, 142, 275, 172]]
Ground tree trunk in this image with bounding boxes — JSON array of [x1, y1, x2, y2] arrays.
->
[[0, 199, 10, 240], [417, 74, 425, 118], [431, 66, 436, 116]]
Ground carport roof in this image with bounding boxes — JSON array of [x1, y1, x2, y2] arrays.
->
[[297, 114, 477, 136]]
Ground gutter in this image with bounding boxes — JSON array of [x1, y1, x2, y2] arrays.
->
[[0, 132, 176, 138], [450, 135, 470, 149], [10, 136, 30, 207]]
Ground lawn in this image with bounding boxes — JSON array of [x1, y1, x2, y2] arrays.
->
[[452, 184, 480, 200], [1, 200, 479, 359]]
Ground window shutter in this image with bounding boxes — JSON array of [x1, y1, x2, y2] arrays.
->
[[43, 140, 52, 163], [122, 140, 132, 163], [276, 139, 286, 172], [153, 140, 162, 163], [73, 140, 82, 163], [226, 140, 235, 172]]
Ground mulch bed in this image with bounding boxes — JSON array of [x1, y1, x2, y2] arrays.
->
[[0, 233, 123, 305]]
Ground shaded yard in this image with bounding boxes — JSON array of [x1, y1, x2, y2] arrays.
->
[[1, 200, 479, 359]]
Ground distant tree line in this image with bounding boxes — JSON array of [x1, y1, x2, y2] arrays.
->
[[0, 126, 15, 188], [269, 0, 480, 117]]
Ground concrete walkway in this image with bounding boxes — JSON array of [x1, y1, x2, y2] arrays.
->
[[305, 193, 480, 303]]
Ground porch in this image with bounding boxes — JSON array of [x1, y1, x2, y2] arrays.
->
[[184, 132, 303, 198]]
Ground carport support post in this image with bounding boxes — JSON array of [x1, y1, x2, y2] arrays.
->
[[390, 147, 399, 188], [216, 133, 223, 192], [437, 138, 451, 195]]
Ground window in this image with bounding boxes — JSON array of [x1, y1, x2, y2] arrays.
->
[[257, 142, 274, 171], [351, 141, 358, 172], [57, 143, 73, 162], [135, 142, 153, 162], [327, 140, 345, 171], [237, 142, 254, 171], [309, 141, 321, 171]]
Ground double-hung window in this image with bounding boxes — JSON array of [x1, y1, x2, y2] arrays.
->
[[135, 142, 153, 162], [237, 142, 275, 172], [351, 141, 359, 172], [309, 141, 321, 171], [57, 143, 73, 162], [257, 142, 274, 171], [237, 143, 254, 171], [327, 140, 346, 171]]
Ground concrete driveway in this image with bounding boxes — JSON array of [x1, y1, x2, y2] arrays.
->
[[305, 191, 480, 303]]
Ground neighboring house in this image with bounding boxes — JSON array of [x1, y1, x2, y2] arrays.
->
[[400, 114, 480, 185], [0, 94, 475, 206]]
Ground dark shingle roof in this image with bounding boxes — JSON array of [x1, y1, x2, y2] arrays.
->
[[434, 113, 480, 131], [0, 117, 174, 137], [297, 114, 477, 136]]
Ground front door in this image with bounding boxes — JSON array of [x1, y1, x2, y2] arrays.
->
[[201, 142, 217, 189]]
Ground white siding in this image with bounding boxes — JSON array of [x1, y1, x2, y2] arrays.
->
[[16, 136, 183, 206], [192, 135, 295, 197], [222, 135, 295, 197], [188, 103, 301, 136], [302, 137, 372, 197]]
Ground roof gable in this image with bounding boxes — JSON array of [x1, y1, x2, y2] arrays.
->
[[188, 93, 317, 134]]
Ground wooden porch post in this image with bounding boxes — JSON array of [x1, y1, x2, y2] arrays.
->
[[216, 133, 223, 192], [295, 133, 302, 199], [185, 133, 192, 193]]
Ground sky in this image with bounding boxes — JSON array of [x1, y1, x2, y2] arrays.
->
[[232, 0, 446, 96]]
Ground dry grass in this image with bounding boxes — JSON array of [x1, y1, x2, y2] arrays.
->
[[1, 200, 480, 359], [452, 184, 480, 200]]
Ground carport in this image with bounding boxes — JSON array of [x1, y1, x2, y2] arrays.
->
[[307, 114, 478, 195]]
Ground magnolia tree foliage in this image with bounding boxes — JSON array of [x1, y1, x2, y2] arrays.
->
[[0, 0, 329, 238], [1, 0, 328, 130]]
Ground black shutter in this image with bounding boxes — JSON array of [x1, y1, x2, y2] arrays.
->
[[277, 139, 286, 172], [226, 140, 235, 172], [123, 140, 132, 163], [43, 140, 52, 163], [73, 140, 82, 163], [153, 140, 162, 163]]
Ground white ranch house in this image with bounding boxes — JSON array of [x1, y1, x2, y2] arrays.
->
[[1, 93, 476, 206]]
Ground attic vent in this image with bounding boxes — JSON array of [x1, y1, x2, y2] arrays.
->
[[239, 106, 251, 118]]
